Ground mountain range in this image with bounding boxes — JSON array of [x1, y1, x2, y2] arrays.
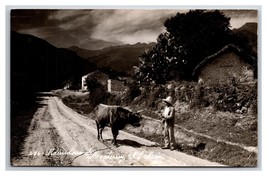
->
[[11, 31, 97, 91], [68, 42, 156, 76], [233, 22, 257, 53], [11, 31, 97, 112]]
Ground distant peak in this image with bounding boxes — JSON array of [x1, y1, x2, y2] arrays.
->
[[233, 22, 257, 36], [235, 22, 257, 30]]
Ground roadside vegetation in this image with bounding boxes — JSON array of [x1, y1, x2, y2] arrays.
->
[[58, 78, 257, 166]]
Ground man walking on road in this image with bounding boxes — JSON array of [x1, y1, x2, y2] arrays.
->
[[161, 96, 176, 150]]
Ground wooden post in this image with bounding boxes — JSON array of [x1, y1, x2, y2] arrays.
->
[[108, 79, 111, 92], [82, 76, 85, 90]]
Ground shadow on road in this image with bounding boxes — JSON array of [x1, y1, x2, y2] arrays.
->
[[11, 94, 49, 164], [104, 139, 159, 148], [11, 104, 38, 162]]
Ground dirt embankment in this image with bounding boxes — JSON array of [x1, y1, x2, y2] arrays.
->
[[12, 93, 223, 167], [58, 89, 257, 167]]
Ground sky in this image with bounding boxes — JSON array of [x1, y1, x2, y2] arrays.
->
[[11, 9, 258, 50]]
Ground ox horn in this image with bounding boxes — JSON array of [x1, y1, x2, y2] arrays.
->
[[137, 110, 144, 113]]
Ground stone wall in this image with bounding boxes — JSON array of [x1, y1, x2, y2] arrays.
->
[[198, 51, 254, 85]]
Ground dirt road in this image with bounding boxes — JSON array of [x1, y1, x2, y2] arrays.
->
[[12, 93, 224, 167]]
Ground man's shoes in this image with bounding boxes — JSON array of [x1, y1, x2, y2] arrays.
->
[[161, 146, 169, 149], [170, 147, 175, 151]]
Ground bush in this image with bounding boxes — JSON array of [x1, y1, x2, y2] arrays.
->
[[85, 76, 126, 108], [190, 86, 206, 108], [124, 81, 141, 103], [85, 76, 104, 92], [106, 94, 122, 105], [173, 81, 196, 103], [127, 84, 168, 110], [141, 80, 258, 114], [85, 76, 110, 107], [189, 82, 257, 114], [147, 86, 166, 109]]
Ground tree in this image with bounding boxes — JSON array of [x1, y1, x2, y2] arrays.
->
[[85, 76, 109, 107], [136, 10, 253, 84]]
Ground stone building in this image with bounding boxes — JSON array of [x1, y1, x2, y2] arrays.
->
[[81, 70, 126, 93], [192, 44, 256, 85]]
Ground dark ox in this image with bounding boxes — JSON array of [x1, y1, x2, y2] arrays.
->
[[94, 104, 142, 146]]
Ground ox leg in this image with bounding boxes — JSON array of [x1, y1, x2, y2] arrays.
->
[[99, 128, 104, 141], [96, 121, 100, 140], [111, 128, 119, 146]]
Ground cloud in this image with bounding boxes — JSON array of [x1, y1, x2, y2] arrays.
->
[[11, 9, 258, 50], [11, 9, 56, 31], [221, 10, 258, 28], [45, 9, 179, 44], [222, 9, 257, 18], [13, 9, 179, 49], [48, 10, 100, 31], [90, 10, 178, 44]]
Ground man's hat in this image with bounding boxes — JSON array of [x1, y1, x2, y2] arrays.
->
[[162, 96, 172, 105]]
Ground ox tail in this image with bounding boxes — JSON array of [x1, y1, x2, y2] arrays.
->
[[96, 120, 100, 140]]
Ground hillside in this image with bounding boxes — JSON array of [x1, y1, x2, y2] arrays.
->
[[11, 31, 96, 113], [69, 42, 156, 75], [233, 22, 257, 53]]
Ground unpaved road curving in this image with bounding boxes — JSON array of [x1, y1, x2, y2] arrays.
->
[[12, 93, 224, 167]]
